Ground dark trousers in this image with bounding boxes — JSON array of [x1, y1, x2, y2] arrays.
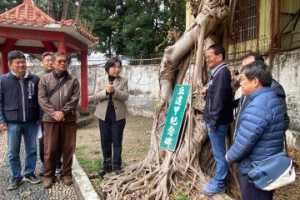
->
[[39, 122, 62, 167], [239, 173, 274, 200], [43, 122, 77, 179], [99, 106, 125, 171]]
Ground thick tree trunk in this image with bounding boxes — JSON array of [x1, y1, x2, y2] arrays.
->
[[75, 0, 84, 24], [48, 0, 56, 20], [101, 1, 239, 199], [61, 0, 70, 20]]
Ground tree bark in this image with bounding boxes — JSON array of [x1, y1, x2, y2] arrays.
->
[[61, 0, 70, 20], [75, 0, 84, 24], [48, 0, 55, 20]]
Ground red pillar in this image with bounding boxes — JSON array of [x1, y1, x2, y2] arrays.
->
[[80, 50, 88, 113], [1, 51, 8, 74], [57, 41, 66, 53]]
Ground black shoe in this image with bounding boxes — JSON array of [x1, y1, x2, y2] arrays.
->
[[98, 169, 109, 177], [38, 166, 44, 176], [55, 167, 62, 174], [7, 178, 23, 190], [115, 169, 123, 175], [23, 174, 41, 184]]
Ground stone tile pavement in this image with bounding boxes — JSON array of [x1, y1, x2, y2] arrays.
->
[[0, 131, 77, 200]]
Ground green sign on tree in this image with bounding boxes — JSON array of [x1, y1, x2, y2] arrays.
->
[[159, 85, 190, 151]]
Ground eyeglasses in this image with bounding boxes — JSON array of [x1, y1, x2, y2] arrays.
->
[[56, 59, 67, 64], [12, 60, 26, 65]]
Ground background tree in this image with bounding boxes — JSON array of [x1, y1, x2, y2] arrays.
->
[[0, 0, 23, 13], [83, 0, 186, 58], [61, 0, 71, 20], [1, 0, 185, 59], [75, 0, 84, 23]]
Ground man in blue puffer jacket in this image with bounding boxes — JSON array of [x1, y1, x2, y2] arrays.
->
[[226, 61, 285, 200]]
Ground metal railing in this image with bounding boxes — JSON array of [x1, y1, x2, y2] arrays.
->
[[126, 58, 162, 65], [26, 58, 162, 67]]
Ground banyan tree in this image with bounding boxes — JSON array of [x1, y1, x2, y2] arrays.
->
[[101, 0, 241, 199]]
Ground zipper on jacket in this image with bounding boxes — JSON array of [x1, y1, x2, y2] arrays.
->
[[59, 78, 62, 109], [233, 96, 247, 139], [209, 99, 211, 115], [19, 79, 26, 122]]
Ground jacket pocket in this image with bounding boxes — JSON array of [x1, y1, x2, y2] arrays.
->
[[29, 104, 39, 120], [4, 105, 19, 121]]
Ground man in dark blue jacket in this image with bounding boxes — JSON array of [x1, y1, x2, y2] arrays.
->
[[226, 61, 285, 200], [0, 51, 41, 190], [201, 44, 233, 195], [235, 52, 290, 131]]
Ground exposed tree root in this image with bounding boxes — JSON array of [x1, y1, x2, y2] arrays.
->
[[101, 104, 237, 200], [100, 1, 240, 199]]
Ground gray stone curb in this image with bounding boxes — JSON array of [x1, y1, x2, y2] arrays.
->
[[76, 115, 94, 129], [72, 114, 98, 200], [72, 154, 100, 200]]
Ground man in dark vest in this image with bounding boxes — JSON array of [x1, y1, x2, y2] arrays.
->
[[0, 50, 41, 190]]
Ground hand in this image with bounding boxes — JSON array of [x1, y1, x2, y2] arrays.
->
[[37, 120, 42, 125], [106, 84, 115, 93], [209, 127, 215, 132], [201, 88, 206, 99], [52, 111, 65, 122], [0, 123, 7, 131]]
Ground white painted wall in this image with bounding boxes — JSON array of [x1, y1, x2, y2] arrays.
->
[[271, 49, 300, 131], [28, 51, 300, 131], [67, 64, 160, 117]]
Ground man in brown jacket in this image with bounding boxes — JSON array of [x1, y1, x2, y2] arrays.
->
[[36, 52, 63, 176], [38, 52, 80, 189]]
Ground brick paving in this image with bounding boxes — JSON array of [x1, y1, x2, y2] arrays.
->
[[0, 131, 77, 200]]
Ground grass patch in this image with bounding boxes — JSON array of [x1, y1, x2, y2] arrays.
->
[[76, 145, 89, 152], [77, 157, 103, 174]]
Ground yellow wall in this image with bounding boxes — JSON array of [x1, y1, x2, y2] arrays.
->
[[229, 0, 273, 60], [280, 0, 300, 49], [185, 0, 300, 60], [186, 2, 194, 30]]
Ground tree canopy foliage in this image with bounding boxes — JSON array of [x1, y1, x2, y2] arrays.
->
[[81, 0, 186, 58], [0, 0, 23, 13], [0, 0, 186, 58]]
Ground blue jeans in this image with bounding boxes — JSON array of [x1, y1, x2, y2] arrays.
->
[[206, 124, 228, 186], [7, 122, 38, 178]]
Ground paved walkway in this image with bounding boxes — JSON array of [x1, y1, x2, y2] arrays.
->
[[0, 131, 77, 200]]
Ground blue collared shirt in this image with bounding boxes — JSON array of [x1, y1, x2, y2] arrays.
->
[[210, 62, 226, 75]]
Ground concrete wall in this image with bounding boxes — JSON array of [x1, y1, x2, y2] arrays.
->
[[67, 64, 160, 118], [272, 49, 300, 131], [29, 53, 300, 130], [28, 52, 300, 148]]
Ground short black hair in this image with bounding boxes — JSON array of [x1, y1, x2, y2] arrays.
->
[[42, 52, 53, 60], [244, 51, 264, 62], [241, 61, 272, 87], [52, 52, 66, 61], [8, 50, 26, 63], [207, 44, 225, 61], [104, 57, 122, 73]]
